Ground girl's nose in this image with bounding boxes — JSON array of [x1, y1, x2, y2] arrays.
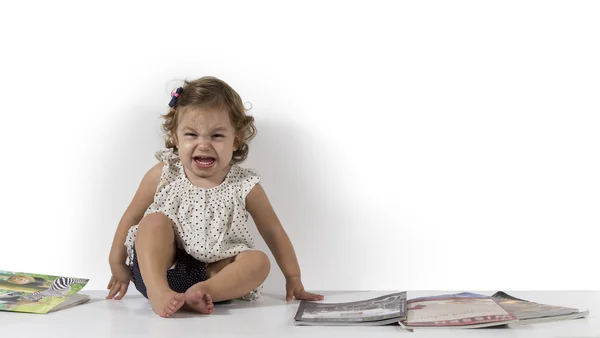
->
[[197, 137, 211, 149]]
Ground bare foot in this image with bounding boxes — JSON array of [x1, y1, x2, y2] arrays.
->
[[147, 289, 185, 317], [183, 288, 214, 314]]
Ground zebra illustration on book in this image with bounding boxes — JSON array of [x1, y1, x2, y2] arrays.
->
[[21, 277, 87, 301]]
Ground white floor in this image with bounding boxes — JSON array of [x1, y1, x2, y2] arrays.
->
[[1, 290, 599, 338]]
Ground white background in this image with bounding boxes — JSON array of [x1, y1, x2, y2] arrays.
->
[[1, 1, 598, 294]]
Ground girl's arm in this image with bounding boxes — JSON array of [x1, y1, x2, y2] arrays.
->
[[108, 162, 163, 265], [246, 183, 323, 301]]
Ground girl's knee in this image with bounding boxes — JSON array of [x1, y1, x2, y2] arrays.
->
[[134, 213, 177, 256], [241, 250, 271, 277], [137, 212, 174, 233]]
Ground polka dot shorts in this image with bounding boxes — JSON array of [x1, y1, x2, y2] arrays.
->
[[130, 246, 208, 298]]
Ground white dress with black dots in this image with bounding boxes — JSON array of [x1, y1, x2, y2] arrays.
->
[[124, 148, 262, 301]]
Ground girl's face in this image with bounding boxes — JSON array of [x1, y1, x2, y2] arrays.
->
[[173, 106, 238, 188]]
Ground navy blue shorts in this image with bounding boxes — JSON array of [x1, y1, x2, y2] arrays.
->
[[131, 246, 208, 298]]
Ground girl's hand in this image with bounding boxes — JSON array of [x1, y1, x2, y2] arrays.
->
[[106, 263, 132, 300], [285, 276, 324, 301]]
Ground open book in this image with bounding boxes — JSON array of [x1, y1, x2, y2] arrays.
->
[[400, 292, 518, 330], [294, 291, 407, 326], [492, 291, 589, 324], [0, 270, 90, 314]]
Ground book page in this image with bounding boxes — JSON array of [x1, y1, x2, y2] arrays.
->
[[50, 294, 91, 312], [407, 297, 514, 326]]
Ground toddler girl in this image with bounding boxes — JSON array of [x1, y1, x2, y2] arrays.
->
[[106, 76, 323, 317]]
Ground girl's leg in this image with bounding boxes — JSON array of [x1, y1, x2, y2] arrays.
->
[[134, 212, 185, 317], [184, 250, 270, 312]]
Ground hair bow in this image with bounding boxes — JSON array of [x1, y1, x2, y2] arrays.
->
[[169, 87, 183, 107]]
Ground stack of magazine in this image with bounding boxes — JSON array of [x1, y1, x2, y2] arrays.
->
[[0, 270, 89, 314], [294, 290, 589, 330]]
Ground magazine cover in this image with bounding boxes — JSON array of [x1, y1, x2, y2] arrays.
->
[[294, 291, 407, 326], [492, 291, 589, 323], [0, 270, 89, 314], [401, 292, 518, 329]]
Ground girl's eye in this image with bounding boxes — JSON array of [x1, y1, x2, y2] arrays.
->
[[213, 134, 224, 138], [184, 133, 196, 137]]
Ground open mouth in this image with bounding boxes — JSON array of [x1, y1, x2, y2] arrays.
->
[[193, 156, 216, 168]]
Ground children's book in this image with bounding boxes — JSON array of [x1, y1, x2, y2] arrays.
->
[[294, 291, 407, 326], [491, 291, 589, 324], [399, 292, 518, 330], [0, 270, 90, 314]]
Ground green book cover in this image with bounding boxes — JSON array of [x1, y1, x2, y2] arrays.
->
[[0, 270, 89, 314]]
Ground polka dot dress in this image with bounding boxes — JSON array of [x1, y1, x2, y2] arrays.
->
[[125, 148, 262, 301]]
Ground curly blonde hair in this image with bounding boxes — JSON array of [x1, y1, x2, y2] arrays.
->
[[161, 76, 256, 164]]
